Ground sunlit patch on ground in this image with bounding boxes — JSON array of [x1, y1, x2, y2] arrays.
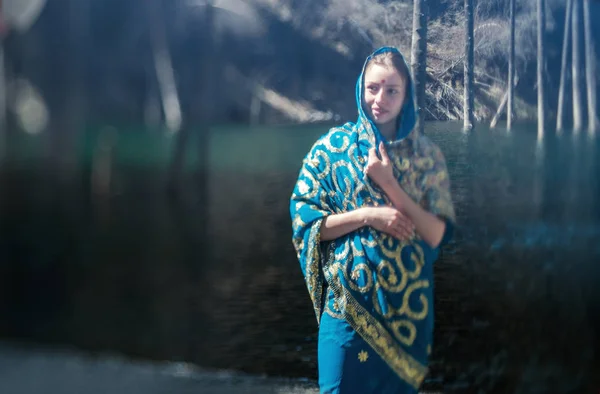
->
[[0, 342, 320, 394]]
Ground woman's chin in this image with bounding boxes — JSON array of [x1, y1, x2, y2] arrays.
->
[[373, 116, 393, 127], [371, 114, 385, 122]]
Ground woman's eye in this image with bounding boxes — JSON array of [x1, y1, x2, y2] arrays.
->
[[388, 89, 398, 95], [367, 86, 378, 93]]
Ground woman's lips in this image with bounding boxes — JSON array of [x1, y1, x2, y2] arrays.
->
[[372, 107, 387, 116]]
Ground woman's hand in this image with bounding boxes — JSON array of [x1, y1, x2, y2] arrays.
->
[[365, 142, 396, 189], [363, 206, 415, 241]]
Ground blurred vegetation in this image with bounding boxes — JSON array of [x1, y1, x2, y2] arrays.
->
[[2, 0, 598, 133]]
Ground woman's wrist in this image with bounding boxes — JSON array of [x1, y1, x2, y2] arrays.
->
[[359, 207, 373, 226], [381, 181, 408, 211]]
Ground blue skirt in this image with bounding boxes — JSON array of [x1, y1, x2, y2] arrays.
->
[[318, 312, 419, 394]]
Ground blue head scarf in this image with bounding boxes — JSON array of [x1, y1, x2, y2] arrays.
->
[[290, 46, 455, 390]]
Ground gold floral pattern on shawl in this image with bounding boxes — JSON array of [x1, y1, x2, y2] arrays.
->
[[291, 125, 455, 390], [339, 284, 429, 388]]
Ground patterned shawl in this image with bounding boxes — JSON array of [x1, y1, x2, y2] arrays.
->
[[290, 46, 456, 389]]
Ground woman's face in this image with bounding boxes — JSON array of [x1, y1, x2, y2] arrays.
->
[[363, 64, 407, 132]]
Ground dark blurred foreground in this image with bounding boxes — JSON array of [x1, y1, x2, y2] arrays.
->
[[0, 341, 319, 394], [0, 122, 599, 393]]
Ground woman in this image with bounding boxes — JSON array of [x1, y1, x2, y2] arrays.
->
[[290, 46, 456, 393]]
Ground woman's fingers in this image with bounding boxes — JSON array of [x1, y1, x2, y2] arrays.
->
[[400, 217, 415, 234], [396, 222, 412, 238], [392, 228, 411, 241], [383, 220, 403, 240], [368, 147, 379, 163], [398, 221, 414, 239], [393, 230, 405, 240], [392, 213, 415, 240], [373, 207, 415, 241], [379, 142, 390, 163], [384, 221, 411, 240]]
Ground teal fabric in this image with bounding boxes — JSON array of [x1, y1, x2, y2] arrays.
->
[[318, 313, 418, 394], [290, 46, 456, 392]]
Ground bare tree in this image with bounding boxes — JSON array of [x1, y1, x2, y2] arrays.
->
[[0, 39, 5, 160], [284, 0, 564, 125], [490, 75, 518, 129], [163, 0, 196, 192], [0, 0, 46, 160], [572, 0, 583, 131], [507, 0, 515, 130], [43, 0, 88, 181], [144, 62, 163, 128], [537, 0, 546, 136], [69, 0, 89, 135], [0, 0, 6, 159], [556, 0, 573, 132], [411, 0, 428, 134], [464, 0, 474, 131], [583, 0, 597, 133], [146, 0, 181, 134]]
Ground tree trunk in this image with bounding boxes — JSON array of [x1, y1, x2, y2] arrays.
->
[[490, 89, 509, 129], [490, 76, 518, 129], [146, 0, 181, 134], [189, 0, 217, 363], [537, 0, 546, 137], [197, 2, 216, 189], [507, 0, 515, 130], [464, 0, 474, 131], [46, 0, 87, 182], [250, 94, 261, 125], [0, 1, 6, 163], [583, 0, 597, 133], [410, 0, 428, 134], [144, 62, 163, 128], [68, 0, 88, 135], [155, 0, 185, 191], [0, 42, 5, 161], [572, 0, 583, 131], [556, 0, 573, 132]]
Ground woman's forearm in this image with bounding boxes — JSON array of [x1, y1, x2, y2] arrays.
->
[[382, 182, 446, 248], [320, 208, 368, 241]]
